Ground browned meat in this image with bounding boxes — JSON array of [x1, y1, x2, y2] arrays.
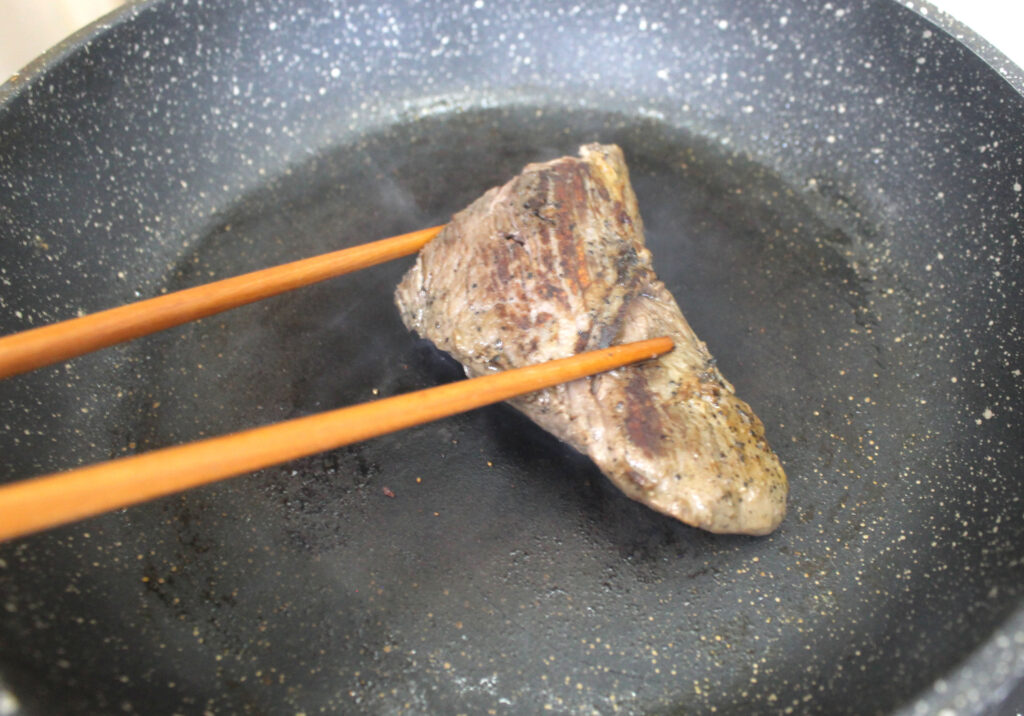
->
[[394, 144, 787, 535]]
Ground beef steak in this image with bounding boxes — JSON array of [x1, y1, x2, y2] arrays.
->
[[395, 144, 787, 535]]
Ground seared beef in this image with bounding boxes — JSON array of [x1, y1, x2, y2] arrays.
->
[[394, 144, 787, 535]]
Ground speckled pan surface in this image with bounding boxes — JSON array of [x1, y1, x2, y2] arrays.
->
[[0, 1, 1021, 714]]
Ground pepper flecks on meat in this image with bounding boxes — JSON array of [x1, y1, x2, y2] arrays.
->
[[395, 144, 787, 535]]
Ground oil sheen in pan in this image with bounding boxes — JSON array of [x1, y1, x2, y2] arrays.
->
[[23, 106, 1021, 714]]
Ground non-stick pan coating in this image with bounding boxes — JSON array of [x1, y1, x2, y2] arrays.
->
[[1, 1, 1022, 714]]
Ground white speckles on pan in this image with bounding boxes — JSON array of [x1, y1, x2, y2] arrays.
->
[[0, 1, 1023, 714]]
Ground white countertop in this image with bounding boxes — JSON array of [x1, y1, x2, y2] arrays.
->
[[928, 0, 1024, 71]]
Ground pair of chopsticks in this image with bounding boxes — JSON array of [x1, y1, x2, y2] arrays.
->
[[0, 226, 673, 542]]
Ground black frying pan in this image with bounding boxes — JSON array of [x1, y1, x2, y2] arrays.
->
[[1, 1, 1022, 713]]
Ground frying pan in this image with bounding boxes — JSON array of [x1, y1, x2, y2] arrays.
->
[[1, 0, 1022, 713]]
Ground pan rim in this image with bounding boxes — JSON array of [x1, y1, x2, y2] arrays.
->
[[909, 0, 1024, 94], [0, 0, 156, 106]]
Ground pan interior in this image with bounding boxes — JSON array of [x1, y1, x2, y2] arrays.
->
[[2, 105, 1022, 715]]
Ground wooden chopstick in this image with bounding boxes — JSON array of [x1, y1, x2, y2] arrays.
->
[[0, 225, 444, 380], [0, 336, 673, 542]]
